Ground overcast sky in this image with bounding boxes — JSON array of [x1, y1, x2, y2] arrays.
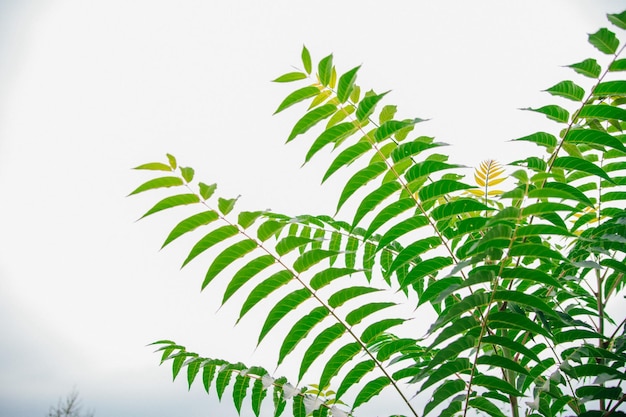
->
[[0, 1, 623, 416]]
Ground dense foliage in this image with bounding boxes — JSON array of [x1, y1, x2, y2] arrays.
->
[[131, 10, 626, 417]]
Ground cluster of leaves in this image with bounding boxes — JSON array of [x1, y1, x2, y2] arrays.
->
[[130, 10, 626, 417]]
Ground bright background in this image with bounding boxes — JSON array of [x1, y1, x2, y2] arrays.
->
[[0, 1, 622, 416]]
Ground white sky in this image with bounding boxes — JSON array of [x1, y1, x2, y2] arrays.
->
[[0, 1, 623, 416]]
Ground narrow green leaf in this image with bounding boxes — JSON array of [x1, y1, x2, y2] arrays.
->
[[287, 104, 337, 142], [202, 239, 258, 289], [310, 267, 357, 290], [482, 335, 541, 364], [274, 86, 320, 114], [609, 58, 626, 72], [424, 379, 466, 416], [335, 360, 376, 399], [356, 91, 388, 121], [293, 249, 339, 273], [202, 363, 217, 394], [221, 255, 275, 305], [166, 153, 177, 169], [431, 199, 491, 221], [552, 156, 612, 181], [522, 105, 569, 123], [390, 137, 443, 162], [275, 236, 315, 256], [365, 199, 418, 240], [186, 358, 202, 389], [337, 66, 360, 103], [346, 302, 396, 326], [567, 58, 601, 78], [239, 270, 293, 321], [319, 342, 361, 390], [298, 323, 346, 381], [273, 72, 307, 83], [336, 162, 387, 213], [216, 367, 234, 400], [468, 396, 507, 417], [608, 10, 626, 29], [594, 80, 626, 96], [418, 179, 474, 202], [379, 105, 397, 124], [258, 289, 311, 345], [360, 318, 405, 344], [375, 118, 425, 142], [352, 181, 402, 228], [182, 225, 238, 267], [508, 243, 564, 261], [487, 311, 551, 338], [233, 374, 251, 414], [322, 141, 372, 183], [405, 161, 462, 182], [387, 237, 441, 276], [318, 54, 333, 86], [476, 354, 529, 375], [133, 162, 172, 171], [278, 306, 329, 365], [345, 236, 358, 269], [251, 379, 267, 417], [544, 80, 585, 101], [305, 122, 357, 163], [257, 220, 287, 242], [161, 210, 219, 248], [139, 193, 200, 219], [579, 105, 626, 122], [128, 176, 183, 196], [328, 286, 380, 308], [238, 211, 264, 229], [588, 28, 619, 54], [301, 45, 312, 74], [352, 377, 390, 409], [418, 358, 471, 389]]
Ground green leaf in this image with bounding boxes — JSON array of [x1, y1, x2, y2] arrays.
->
[[482, 335, 541, 364], [365, 199, 419, 240], [379, 105, 397, 124], [298, 323, 345, 381], [180, 166, 194, 182], [608, 10, 626, 29], [352, 181, 402, 228], [322, 141, 372, 183], [202, 239, 258, 289], [588, 28, 619, 54], [301, 45, 312, 74], [161, 210, 219, 248], [418, 179, 474, 202], [139, 193, 200, 219], [352, 377, 390, 409], [552, 156, 612, 181], [567, 58, 601, 78], [375, 118, 425, 142], [335, 360, 376, 400], [133, 162, 173, 171], [487, 311, 551, 338], [356, 91, 388, 121], [418, 358, 471, 389], [233, 374, 251, 414], [202, 363, 217, 393], [337, 66, 360, 103], [293, 249, 339, 273], [310, 267, 357, 290], [390, 137, 445, 162], [594, 80, 626, 96], [274, 86, 320, 114], [239, 270, 293, 321], [473, 374, 522, 396], [216, 367, 235, 400], [476, 354, 529, 375], [318, 54, 333, 86], [273, 72, 307, 83], [182, 225, 238, 267], [424, 379, 466, 416], [218, 196, 239, 215], [305, 122, 357, 163], [278, 306, 329, 365], [287, 104, 337, 142], [128, 176, 184, 196], [166, 153, 177, 169], [199, 182, 217, 200], [221, 255, 275, 305], [405, 161, 462, 182], [508, 243, 564, 261], [258, 289, 311, 345], [403, 256, 453, 288], [387, 236, 441, 276], [522, 105, 569, 123], [360, 318, 405, 344], [346, 302, 396, 326], [579, 105, 626, 122], [336, 162, 387, 213], [468, 396, 507, 417], [544, 80, 585, 101], [609, 58, 626, 72], [328, 286, 380, 308], [431, 199, 492, 221], [238, 211, 264, 229], [251, 379, 267, 417], [319, 342, 361, 390]]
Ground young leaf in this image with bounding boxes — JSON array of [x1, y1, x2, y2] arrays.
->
[[337, 66, 360, 103], [318, 54, 333, 86], [139, 194, 200, 219], [287, 104, 337, 142], [355, 91, 388, 122], [128, 176, 183, 196], [274, 86, 320, 114], [199, 182, 217, 200], [301, 45, 312, 74], [273, 72, 307, 83]]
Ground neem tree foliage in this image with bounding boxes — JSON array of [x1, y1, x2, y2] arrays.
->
[[130, 10, 626, 417]]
